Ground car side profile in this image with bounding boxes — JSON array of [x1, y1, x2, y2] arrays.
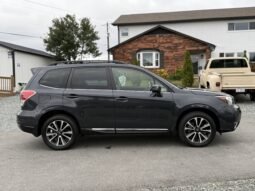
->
[[17, 61, 241, 150]]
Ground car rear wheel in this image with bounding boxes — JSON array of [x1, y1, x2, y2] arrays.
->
[[42, 115, 78, 150], [178, 112, 216, 147]]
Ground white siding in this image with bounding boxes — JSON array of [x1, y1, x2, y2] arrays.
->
[[14, 52, 54, 87], [0, 46, 13, 77], [119, 19, 255, 58]]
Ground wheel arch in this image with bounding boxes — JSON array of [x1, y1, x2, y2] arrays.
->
[[38, 110, 81, 136], [175, 107, 220, 134]]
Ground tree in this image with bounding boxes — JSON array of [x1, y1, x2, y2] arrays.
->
[[181, 51, 194, 87], [44, 14, 101, 61]]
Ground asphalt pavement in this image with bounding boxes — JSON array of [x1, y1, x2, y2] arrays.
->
[[0, 95, 255, 191]]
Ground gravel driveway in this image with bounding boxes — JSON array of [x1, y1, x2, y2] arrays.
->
[[0, 95, 255, 191]]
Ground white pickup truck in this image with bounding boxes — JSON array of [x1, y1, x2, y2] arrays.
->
[[199, 57, 255, 101]]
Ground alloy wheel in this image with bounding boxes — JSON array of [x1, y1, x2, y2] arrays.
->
[[46, 120, 73, 147], [184, 117, 212, 144]]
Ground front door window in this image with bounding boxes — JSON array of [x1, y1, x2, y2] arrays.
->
[[112, 67, 167, 92]]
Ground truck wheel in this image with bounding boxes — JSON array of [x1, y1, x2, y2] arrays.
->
[[207, 82, 210, 89], [178, 112, 216, 147], [250, 93, 255, 101], [42, 115, 79, 150]]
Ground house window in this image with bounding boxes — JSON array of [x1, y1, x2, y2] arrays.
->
[[121, 28, 129, 37], [250, 52, 255, 63], [137, 51, 160, 68], [219, 53, 224, 57], [250, 22, 255, 30], [237, 52, 244, 57], [235, 23, 249, 30], [228, 22, 255, 31], [225, 53, 234, 57]]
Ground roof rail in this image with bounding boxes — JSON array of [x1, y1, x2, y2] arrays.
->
[[50, 60, 128, 66]]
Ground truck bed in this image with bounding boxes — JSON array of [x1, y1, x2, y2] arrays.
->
[[221, 73, 255, 90]]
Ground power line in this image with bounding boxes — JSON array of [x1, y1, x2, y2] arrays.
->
[[23, 0, 71, 12], [0, 31, 42, 39]]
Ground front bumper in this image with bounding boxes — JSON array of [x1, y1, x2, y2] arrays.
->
[[219, 104, 241, 133], [17, 111, 40, 137]]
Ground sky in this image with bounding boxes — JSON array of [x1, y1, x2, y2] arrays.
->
[[1, 0, 255, 59]]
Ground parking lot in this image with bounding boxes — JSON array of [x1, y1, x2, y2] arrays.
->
[[0, 95, 255, 191]]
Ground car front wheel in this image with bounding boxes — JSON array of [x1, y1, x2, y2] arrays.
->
[[42, 115, 78, 150], [178, 112, 216, 147]]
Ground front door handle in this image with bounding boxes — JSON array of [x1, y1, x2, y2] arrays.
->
[[66, 94, 79, 99], [115, 96, 128, 102]]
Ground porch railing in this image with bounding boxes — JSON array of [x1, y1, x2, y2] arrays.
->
[[0, 76, 15, 96]]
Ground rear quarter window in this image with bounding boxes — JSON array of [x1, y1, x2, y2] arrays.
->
[[39, 68, 70, 88]]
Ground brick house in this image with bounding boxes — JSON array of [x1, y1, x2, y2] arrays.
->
[[109, 7, 255, 74], [109, 25, 215, 74]]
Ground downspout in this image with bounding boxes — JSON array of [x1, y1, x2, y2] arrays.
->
[[117, 26, 120, 44], [11, 50, 16, 87]]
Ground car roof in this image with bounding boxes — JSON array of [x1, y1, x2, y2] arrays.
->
[[31, 61, 141, 74]]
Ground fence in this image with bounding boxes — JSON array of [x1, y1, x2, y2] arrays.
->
[[0, 76, 15, 96]]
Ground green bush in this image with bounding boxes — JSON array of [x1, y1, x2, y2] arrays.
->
[[181, 51, 194, 87], [169, 68, 183, 81], [131, 58, 140, 66], [153, 69, 169, 79]]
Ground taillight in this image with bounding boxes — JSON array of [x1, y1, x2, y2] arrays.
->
[[20, 90, 36, 105]]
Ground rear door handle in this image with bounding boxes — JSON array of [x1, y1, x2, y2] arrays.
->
[[66, 94, 79, 99], [115, 96, 128, 102]]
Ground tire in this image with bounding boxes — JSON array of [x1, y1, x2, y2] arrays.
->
[[41, 115, 79, 150], [207, 82, 210, 89], [250, 93, 255, 101], [178, 112, 216, 147]]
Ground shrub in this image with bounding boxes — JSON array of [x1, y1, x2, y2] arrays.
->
[[153, 69, 169, 79], [181, 51, 194, 87], [131, 58, 140, 66], [169, 68, 183, 81]]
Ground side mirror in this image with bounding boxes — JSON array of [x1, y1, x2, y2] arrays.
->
[[150, 85, 161, 96]]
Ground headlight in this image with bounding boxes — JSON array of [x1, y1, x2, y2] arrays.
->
[[216, 96, 234, 105]]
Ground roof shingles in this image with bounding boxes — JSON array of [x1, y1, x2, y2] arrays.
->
[[113, 7, 255, 26], [0, 41, 54, 58]]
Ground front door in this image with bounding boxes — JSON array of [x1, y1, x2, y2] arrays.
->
[[110, 67, 175, 133], [191, 53, 206, 75]]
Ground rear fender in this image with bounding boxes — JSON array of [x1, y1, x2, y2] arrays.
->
[[207, 74, 221, 91]]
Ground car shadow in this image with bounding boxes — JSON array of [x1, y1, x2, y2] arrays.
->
[[20, 132, 240, 151], [235, 94, 251, 103], [75, 133, 182, 149]]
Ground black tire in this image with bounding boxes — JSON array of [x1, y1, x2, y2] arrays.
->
[[41, 115, 79, 150], [178, 112, 216, 147], [250, 93, 255, 101]]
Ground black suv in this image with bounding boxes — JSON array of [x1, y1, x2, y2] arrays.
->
[[17, 61, 241, 150]]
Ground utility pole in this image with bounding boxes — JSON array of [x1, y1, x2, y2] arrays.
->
[[106, 22, 110, 61]]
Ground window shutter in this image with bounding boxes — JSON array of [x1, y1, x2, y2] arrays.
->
[[160, 51, 164, 68]]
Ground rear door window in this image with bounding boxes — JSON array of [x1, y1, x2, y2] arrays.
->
[[40, 68, 70, 88], [70, 67, 110, 89]]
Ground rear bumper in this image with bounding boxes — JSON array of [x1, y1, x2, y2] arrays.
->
[[17, 111, 40, 137], [219, 104, 241, 133]]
